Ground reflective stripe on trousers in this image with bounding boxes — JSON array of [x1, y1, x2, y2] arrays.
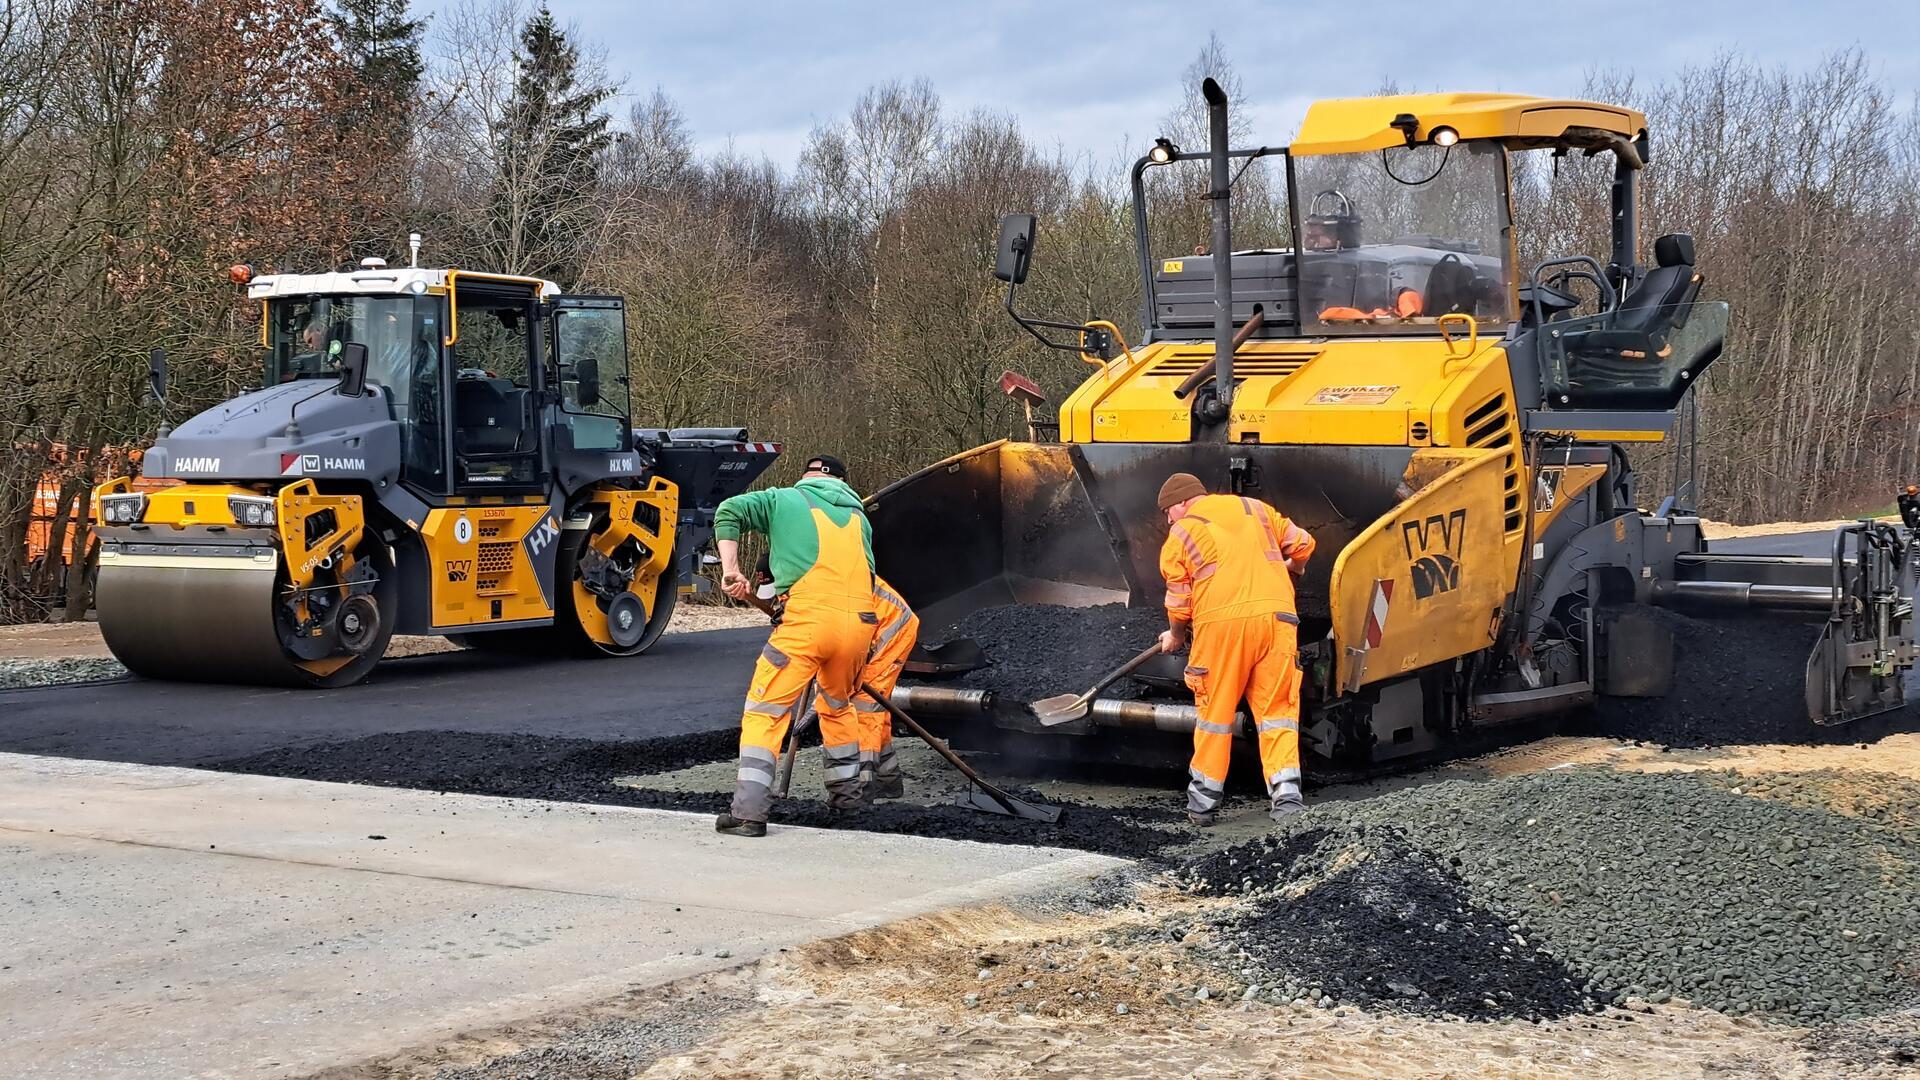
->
[[1183, 611, 1303, 817]]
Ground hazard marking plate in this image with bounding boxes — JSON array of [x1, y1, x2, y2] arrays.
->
[[1363, 579, 1393, 648], [1310, 385, 1400, 405]]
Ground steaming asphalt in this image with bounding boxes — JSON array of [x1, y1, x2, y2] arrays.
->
[[0, 530, 1834, 770]]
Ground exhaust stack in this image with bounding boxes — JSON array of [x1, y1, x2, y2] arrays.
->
[[1203, 77, 1234, 414]]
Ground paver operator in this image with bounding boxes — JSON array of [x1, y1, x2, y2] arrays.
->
[[1154, 472, 1317, 826], [712, 453, 878, 837]]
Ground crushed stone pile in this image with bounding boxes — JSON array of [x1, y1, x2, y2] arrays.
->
[[211, 729, 1186, 860], [0, 657, 127, 689], [1180, 767, 1920, 1025], [925, 603, 1163, 704]]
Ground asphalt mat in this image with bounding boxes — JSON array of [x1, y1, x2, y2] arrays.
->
[[210, 730, 1190, 861]]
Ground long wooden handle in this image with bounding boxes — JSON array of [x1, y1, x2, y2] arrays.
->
[[1173, 307, 1265, 399], [1083, 642, 1164, 700]]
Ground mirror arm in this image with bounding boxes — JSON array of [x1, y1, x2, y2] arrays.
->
[[1003, 281, 1113, 359]]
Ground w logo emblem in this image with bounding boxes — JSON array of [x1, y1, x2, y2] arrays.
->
[[1400, 509, 1467, 600]]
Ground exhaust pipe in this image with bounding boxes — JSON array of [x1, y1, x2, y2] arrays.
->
[[1203, 77, 1234, 417]]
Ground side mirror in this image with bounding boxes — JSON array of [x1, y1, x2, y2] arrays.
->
[[576, 356, 600, 407], [337, 342, 369, 397], [995, 213, 1037, 284], [147, 346, 167, 405]]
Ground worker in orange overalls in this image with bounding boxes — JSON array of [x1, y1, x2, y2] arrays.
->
[[1154, 472, 1316, 826], [857, 577, 919, 800], [713, 453, 878, 837]]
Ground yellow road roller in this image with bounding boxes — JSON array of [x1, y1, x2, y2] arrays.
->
[[92, 261, 776, 686]]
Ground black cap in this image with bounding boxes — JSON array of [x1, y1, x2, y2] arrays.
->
[[804, 454, 848, 480]]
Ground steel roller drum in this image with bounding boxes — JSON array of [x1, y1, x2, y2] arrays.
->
[[96, 550, 375, 687]]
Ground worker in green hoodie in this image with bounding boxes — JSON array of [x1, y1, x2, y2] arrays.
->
[[712, 454, 878, 836]]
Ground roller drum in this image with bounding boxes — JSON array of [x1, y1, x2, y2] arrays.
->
[[96, 548, 389, 688]]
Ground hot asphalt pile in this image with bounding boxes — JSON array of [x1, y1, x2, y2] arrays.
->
[[210, 729, 1186, 860], [1178, 767, 1920, 1025], [928, 603, 1163, 703], [1180, 825, 1593, 1020]]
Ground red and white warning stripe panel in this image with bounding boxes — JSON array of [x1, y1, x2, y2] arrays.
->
[[1362, 578, 1393, 649]]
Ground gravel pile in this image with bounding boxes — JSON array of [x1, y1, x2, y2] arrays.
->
[[211, 729, 1186, 860], [1182, 826, 1596, 1020], [0, 657, 127, 689], [927, 603, 1162, 703], [1182, 768, 1920, 1025]]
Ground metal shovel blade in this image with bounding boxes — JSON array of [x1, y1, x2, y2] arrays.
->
[[955, 782, 1061, 823], [1031, 692, 1091, 726]]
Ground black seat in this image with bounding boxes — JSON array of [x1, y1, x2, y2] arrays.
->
[[1613, 233, 1701, 335], [1423, 253, 1481, 316], [454, 376, 524, 456]]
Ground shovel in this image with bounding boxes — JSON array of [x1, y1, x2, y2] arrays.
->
[[859, 681, 1061, 823], [1031, 642, 1164, 726], [774, 685, 816, 798]]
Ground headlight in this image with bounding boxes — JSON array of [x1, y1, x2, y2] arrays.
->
[[99, 493, 146, 524], [228, 495, 277, 526]]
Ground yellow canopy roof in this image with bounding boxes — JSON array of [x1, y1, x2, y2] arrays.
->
[[1291, 93, 1646, 156]]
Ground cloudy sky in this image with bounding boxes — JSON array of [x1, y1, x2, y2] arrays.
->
[[423, 0, 1920, 168]]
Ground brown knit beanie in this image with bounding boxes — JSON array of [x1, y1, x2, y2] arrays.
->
[[1157, 472, 1208, 511]]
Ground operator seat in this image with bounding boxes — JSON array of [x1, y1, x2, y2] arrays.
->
[[1614, 233, 1702, 335], [453, 375, 525, 456]]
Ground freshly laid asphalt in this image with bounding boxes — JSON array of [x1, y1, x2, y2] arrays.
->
[[0, 530, 1842, 770], [0, 628, 764, 766]]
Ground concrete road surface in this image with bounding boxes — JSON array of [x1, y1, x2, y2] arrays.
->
[[0, 751, 1124, 1079], [0, 626, 765, 766]]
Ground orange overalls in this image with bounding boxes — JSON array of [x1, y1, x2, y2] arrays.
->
[[1160, 493, 1316, 819], [731, 504, 878, 821], [856, 576, 919, 798]]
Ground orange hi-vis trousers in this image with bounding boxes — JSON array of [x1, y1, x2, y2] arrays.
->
[[857, 576, 919, 797], [731, 510, 877, 821], [1182, 611, 1302, 818]]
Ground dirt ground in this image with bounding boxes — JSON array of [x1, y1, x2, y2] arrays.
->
[[0, 601, 766, 661], [334, 880, 1914, 1080], [321, 729, 1920, 1080], [1698, 516, 1896, 540]]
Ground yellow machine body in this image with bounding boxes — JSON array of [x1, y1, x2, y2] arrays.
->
[[419, 503, 560, 630], [1043, 331, 1541, 694]]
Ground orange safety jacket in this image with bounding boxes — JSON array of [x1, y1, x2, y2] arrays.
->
[[1160, 494, 1316, 626]]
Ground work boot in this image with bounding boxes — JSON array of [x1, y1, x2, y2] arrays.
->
[[1187, 810, 1217, 828], [1269, 799, 1306, 824], [871, 776, 906, 801], [714, 813, 766, 837]]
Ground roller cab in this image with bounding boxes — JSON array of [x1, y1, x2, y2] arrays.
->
[[93, 263, 777, 687]]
